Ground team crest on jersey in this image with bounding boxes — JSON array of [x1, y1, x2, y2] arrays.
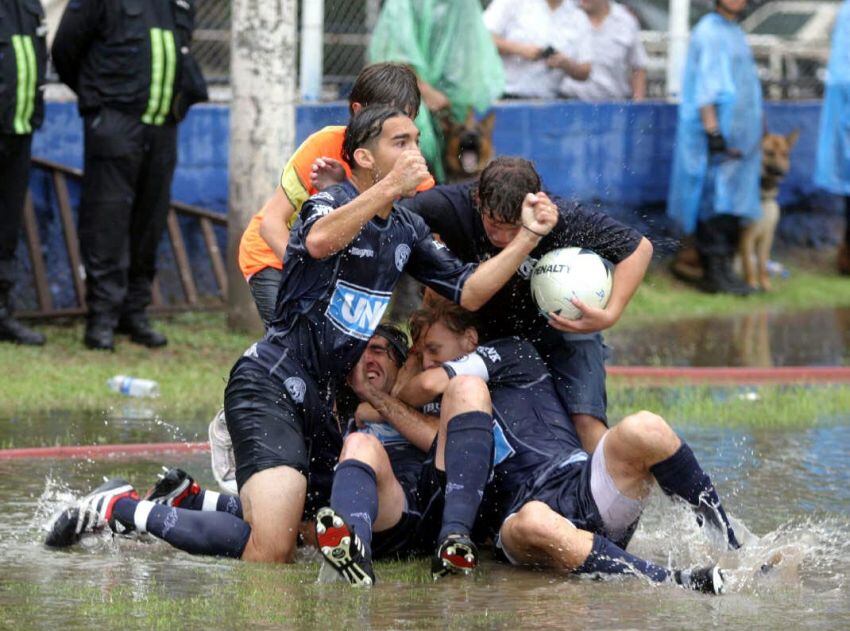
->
[[518, 256, 538, 280], [395, 244, 411, 271], [326, 280, 392, 340], [284, 376, 306, 404]]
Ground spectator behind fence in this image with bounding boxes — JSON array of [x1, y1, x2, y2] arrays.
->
[[559, 0, 647, 101], [815, 0, 850, 275], [483, 0, 590, 99], [368, 0, 504, 182], [53, 0, 208, 350], [667, 0, 762, 296], [0, 0, 47, 346]]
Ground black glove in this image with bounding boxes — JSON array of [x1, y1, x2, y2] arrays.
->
[[706, 129, 728, 155]]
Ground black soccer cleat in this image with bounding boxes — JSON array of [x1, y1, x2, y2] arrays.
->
[[45, 478, 138, 548], [144, 467, 200, 507], [315, 507, 375, 587], [674, 565, 726, 595], [431, 533, 478, 580]]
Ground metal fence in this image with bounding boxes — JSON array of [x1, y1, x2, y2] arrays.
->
[[191, 0, 830, 100]]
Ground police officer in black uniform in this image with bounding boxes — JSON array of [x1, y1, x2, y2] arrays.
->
[[0, 0, 47, 345], [52, 0, 207, 350]]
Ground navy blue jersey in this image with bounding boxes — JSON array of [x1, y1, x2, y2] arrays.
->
[[441, 337, 584, 502], [254, 181, 475, 392], [402, 183, 644, 343]]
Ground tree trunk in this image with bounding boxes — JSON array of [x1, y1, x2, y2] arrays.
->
[[227, 0, 297, 332]]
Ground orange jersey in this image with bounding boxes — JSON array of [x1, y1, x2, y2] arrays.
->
[[237, 125, 435, 280]]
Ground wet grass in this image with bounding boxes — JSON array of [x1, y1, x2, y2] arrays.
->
[[0, 312, 253, 420], [625, 265, 850, 325], [608, 382, 850, 428]]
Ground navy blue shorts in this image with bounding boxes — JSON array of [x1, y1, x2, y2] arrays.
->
[[536, 331, 609, 424], [224, 357, 342, 517], [505, 451, 604, 535]]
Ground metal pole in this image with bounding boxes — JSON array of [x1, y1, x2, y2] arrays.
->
[[300, 0, 325, 101], [666, 0, 690, 99], [227, 0, 298, 332]]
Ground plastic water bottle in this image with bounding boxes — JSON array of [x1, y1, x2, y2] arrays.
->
[[107, 375, 160, 398]]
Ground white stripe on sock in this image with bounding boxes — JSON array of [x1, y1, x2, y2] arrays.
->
[[202, 491, 220, 512], [134, 500, 156, 533]]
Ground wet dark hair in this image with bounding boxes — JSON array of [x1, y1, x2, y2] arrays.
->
[[342, 105, 408, 167], [349, 63, 420, 118], [476, 157, 541, 224], [374, 324, 409, 367], [409, 299, 479, 348]]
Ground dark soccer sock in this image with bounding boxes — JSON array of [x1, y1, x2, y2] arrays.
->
[[330, 459, 379, 555], [438, 411, 494, 542], [576, 534, 671, 583], [176, 489, 243, 518], [650, 442, 741, 549], [113, 498, 250, 558]]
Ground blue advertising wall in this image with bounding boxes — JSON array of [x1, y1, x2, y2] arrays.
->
[[19, 99, 843, 309]]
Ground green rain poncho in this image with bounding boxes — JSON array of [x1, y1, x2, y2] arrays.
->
[[368, 0, 505, 182]]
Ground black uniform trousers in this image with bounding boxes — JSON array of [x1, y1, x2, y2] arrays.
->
[[79, 107, 177, 324], [0, 133, 32, 294]]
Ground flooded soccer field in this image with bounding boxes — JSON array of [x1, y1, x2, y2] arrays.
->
[[1, 405, 848, 629]]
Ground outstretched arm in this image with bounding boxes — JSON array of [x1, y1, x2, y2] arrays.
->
[[459, 192, 558, 311], [304, 150, 429, 259]]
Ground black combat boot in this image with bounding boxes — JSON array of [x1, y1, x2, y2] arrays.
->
[[0, 292, 45, 345], [117, 313, 167, 348]]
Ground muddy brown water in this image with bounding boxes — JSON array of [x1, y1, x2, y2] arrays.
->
[[609, 307, 850, 367], [1, 414, 848, 627]]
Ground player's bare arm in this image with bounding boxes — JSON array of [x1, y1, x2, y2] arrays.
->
[[305, 148, 429, 259], [549, 236, 653, 333], [258, 186, 297, 260], [460, 192, 558, 311], [349, 360, 438, 452]]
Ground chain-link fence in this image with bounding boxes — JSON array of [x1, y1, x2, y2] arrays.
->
[[189, 0, 832, 100]]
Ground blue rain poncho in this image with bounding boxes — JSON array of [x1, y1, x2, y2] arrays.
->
[[667, 12, 763, 235], [815, 0, 850, 195], [368, 0, 505, 182]]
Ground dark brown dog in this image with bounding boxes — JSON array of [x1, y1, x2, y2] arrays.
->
[[739, 130, 799, 291], [439, 108, 495, 182]]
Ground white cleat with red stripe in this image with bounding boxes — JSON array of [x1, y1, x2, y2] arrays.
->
[[45, 478, 139, 548]]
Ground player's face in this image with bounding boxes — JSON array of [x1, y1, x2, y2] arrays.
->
[[420, 321, 476, 369], [480, 212, 521, 250], [371, 115, 421, 180], [356, 335, 399, 394]]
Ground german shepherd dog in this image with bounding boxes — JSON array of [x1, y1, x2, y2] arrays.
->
[[672, 130, 799, 290], [439, 108, 495, 182], [739, 130, 799, 291]]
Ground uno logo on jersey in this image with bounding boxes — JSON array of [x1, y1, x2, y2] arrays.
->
[[326, 280, 392, 340], [395, 244, 411, 271], [477, 345, 502, 363]]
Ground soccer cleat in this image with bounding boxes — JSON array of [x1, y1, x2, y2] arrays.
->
[[45, 478, 138, 548], [315, 507, 375, 587], [674, 565, 725, 595], [431, 533, 478, 580], [144, 467, 200, 507]]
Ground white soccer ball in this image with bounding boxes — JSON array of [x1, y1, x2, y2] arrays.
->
[[530, 247, 613, 320]]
